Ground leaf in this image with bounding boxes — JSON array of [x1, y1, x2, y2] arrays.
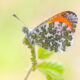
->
[[37, 61, 64, 80], [38, 47, 53, 59]]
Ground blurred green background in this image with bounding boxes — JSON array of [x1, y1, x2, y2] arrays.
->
[[0, 0, 80, 80]]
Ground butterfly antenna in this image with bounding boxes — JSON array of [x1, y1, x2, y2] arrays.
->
[[12, 14, 30, 33], [12, 14, 27, 26]]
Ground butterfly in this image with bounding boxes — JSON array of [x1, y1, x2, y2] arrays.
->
[[22, 11, 78, 53], [13, 11, 78, 53]]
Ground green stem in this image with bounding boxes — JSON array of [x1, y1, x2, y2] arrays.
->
[[31, 46, 37, 71], [24, 65, 32, 80], [24, 38, 37, 80]]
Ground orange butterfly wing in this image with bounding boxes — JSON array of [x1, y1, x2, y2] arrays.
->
[[48, 11, 77, 30]]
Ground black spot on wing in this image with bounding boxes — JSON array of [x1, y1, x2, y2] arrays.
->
[[62, 11, 78, 23], [66, 11, 77, 17]]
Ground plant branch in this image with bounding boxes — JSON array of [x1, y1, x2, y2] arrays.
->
[[24, 64, 32, 80], [24, 38, 37, 80]]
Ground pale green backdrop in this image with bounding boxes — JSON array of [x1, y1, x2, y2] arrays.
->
[[0, 0, 80, 80]]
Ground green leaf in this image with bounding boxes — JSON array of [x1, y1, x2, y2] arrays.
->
[[38, 47, 53, 59], [37, 61, 64, 80]]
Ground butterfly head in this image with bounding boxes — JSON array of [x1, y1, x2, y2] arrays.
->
[[22, 27, 34, 44], [22, 27, 29, 34]]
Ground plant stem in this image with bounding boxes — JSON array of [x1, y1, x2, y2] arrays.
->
[[24, 46, 37, 80], [24, 64, 32, 80], [31, 46, 37, 71], [23, 38, 37, 80]]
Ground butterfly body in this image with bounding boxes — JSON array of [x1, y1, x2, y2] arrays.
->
[[23, 11, 78, 53]]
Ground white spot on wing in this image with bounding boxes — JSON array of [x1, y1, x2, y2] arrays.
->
[[38, 27, 42, 32], [45, 23, 49, 30], [42, 40, 45, 42], [50, 42, 52, 46], [45, 33, 53, 38]]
